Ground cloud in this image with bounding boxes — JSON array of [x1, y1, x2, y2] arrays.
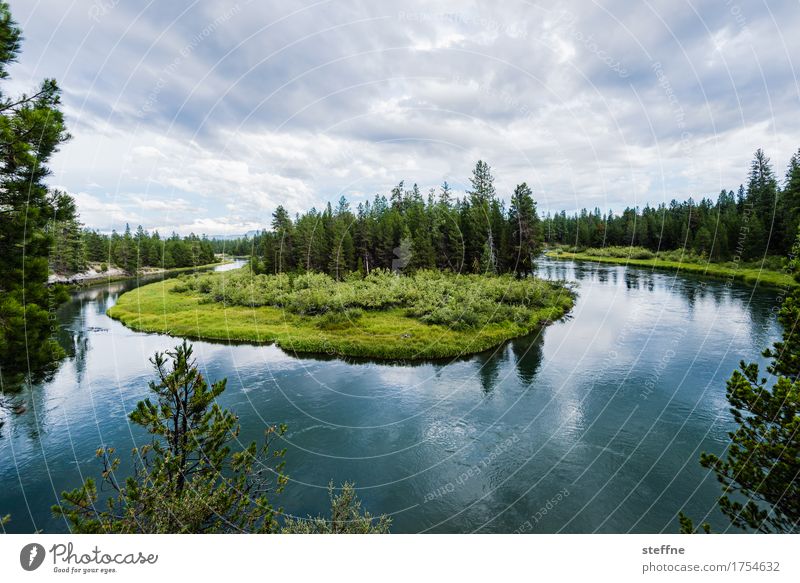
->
[[129, 195, 195, 212], [153, 217, 264, 236], [68, 191, 136, 228], [8, 0, 800, 234]]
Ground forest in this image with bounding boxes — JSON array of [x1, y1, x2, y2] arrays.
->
[[543, 149, 800, 260], [214, 150, 800, 280], [49, 218, 217, 276], [213, 161, 540, 277]]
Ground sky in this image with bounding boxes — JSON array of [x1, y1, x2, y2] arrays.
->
[[6, 0, 800, 236]]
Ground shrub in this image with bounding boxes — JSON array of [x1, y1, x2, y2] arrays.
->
[[172, 269, 573, 331]]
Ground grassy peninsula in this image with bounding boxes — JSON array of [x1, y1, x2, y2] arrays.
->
[[546, 246, 797, 289], [107, 269, 574, 360]]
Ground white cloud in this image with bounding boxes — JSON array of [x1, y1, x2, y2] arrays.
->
[[154, 217, 264, 236], [129, 196, 195, 212], [69, 191, 137, 227], [9, 0, 799, 235]]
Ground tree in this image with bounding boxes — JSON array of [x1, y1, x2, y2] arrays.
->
[[693, 226, 712, 256], [54, 341, 289, 533], [54, 341, 389, 533], [432, 182, 463, 271], [392, 228, 413, 273], [465, 160, 497, 269], [281, 482, 391, 533], [680, 228, 800, 534], [271, 205, 294, 273], [468, 160, 496, 204], [745, 149, 779, 253], [47, 189, 86, 275], [508, 182, 540, 275], [781, 150, 800, 252], [0, 2, 71, 384], [479, 239, 496, 274]]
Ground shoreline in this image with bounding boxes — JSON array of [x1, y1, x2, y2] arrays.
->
[[545, 251, 797, 289], [106, 277, 575, 361], [51, 260, 234, 290]]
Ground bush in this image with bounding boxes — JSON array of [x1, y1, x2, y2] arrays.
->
[[172, 269, 572, 331], [583, 246, 655, 260]]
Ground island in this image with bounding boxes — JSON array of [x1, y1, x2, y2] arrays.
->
[[107, 268, 574, 360]]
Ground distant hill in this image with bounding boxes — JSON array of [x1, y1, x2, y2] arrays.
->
[[210, 230, 260, 240]]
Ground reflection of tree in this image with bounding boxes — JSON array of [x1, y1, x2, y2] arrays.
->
[[473, 344, 509, 394], [511, 331, 545, 385], [72, 329, 90, 384], [542, 257, 785, 358], [742, 288, 785, 350]]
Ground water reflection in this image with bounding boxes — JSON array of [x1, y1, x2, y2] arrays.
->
[[0, 257, 786, 534]]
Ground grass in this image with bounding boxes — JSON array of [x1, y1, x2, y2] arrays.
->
[[107, 270, 574, 360], [546, 246, 797, 289]]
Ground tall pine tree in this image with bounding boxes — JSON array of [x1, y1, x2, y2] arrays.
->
[[0, 3, 71, 384]]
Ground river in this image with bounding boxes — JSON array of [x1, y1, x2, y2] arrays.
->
[[0, 258, 784, 533]]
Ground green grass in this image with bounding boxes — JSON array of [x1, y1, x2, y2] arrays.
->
[[107, 271, 574, 360], [546, 247, 797, 289]]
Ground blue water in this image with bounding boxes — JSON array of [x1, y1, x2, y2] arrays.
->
[[0, 259, 784, 533]]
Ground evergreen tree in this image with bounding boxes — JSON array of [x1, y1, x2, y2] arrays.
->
[[271, 205, 295, 273], [432, 182, 463, 271], [282, 482, 391, 533], [0, 2, 71, 383], [781, 149, 800, 250], [465, 160, 496, 269], [507, 182, 540, 275], [47, 190, 86, 275], [745, 149, 780, 253], [55, 341, 289, 533], [681, 228, 800, 534]]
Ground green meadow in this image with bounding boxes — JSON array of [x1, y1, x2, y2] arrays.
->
[[107, 269, 574, 360]]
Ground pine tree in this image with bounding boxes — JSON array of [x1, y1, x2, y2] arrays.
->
[[433, 182, 463, 271], [47, 190, 86, 275], [54, 341, 290, 533], [507, 182, 540, 275], [271, 205, 294, 273], [0, 3, 71, 383], [465, 160, 496, 269], [746, 149, 779, 253], [681, 228, 800, 533], [780, 150, 800, 253]]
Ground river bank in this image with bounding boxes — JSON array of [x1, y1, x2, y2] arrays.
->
[[545, 250, 797, 289], [48, 260, 234, 288]]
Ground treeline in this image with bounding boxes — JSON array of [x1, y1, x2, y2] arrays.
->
[[232, 149, 800, 280], [246, 160, 542, 278], [81, 226, 216, 273], [542, 149, 800, 261], [49, 219, 217, 275], [210, 237, 256, 256]]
